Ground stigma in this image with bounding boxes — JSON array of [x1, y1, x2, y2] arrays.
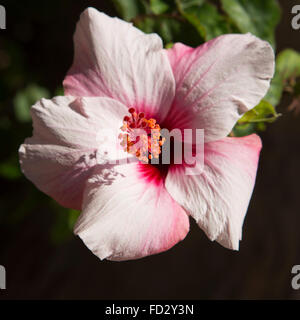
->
[[118, 108, 166, 163]]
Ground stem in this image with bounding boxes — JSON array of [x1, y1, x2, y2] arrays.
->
[[238, 114, 281, 125]]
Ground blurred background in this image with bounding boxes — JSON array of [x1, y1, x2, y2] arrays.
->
[[0, 0, 300, 299]]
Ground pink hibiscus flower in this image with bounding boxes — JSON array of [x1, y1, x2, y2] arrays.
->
[[19, 8, 275, 261]]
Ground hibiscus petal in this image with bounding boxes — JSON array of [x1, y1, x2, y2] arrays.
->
[[63, 8, 175, 122], [165, 134, 262, 250], [74, 163, 189, 261], [19, 96, 130, 210], [166, 34, 275, 142]]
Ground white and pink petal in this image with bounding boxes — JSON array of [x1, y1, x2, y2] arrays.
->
[[165, 34, 275, 142], [165, 134, 262, 250], [64, 8, 175, 122], [19, 96, 130, 210], [74, 163, 190, 261]]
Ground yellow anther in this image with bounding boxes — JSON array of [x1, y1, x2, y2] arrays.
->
[[118, 108, 166, 163]]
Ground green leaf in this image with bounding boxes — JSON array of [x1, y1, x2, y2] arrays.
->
[[165, 42, 174, 49], [220, 0, 281, 48], [150, 0, 170, 15], [177, 0, 205, 10], [14, 84, 50, 123], [0, 160, 22, 180], [256, 122, 267, 132], [135, 16, 156, 34], [265, 49, 300, 106], [238, 100, 280, 124], [276, 49, 300, 80], [54, 86, 64, 96], [135, 16, 201, 47], [176, 1, 230, 41], [112, 0, 149, 21], [68, 209, 80, 230], [233, 122, 256, 137], [264, 71, 283, 107]]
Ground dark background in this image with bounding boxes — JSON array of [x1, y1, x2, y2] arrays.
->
[[0, 0, 300, 299]]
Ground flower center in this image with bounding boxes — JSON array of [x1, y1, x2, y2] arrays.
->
[[118, 108, 166, 163]]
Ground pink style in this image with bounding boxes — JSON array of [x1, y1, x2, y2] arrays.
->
[[19, 8, 275, 261]]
